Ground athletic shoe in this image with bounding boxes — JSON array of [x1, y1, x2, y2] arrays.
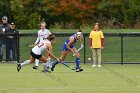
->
[[33, 66, 38, 70], [91, 65, 96, 67], [51, 66, 54, 71], [42, 69, 51, 73], [79, 68, 83, 71], [76, 68, 83, 72], [98, 65, 101, 67], [17, 63, 21, 72]]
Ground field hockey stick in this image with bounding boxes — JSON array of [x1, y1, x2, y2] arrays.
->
[[27, 44, 35, 48], [73, 46, 83, 56], [61, 62, 76, 70]]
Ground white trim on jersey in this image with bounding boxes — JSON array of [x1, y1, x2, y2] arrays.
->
[[34, 29, 51, 44]]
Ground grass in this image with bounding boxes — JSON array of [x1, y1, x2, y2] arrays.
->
[[0, 63, 140, 93]]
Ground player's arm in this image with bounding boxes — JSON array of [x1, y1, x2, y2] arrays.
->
[[100, 31, 104, 48], [34, 31, 40, 45], [46, 43, 58, 61], [89, 32, 92, 48], [78, 36, 84, 48], [48, 30, 51, 35], [66, 37, 75, 53]]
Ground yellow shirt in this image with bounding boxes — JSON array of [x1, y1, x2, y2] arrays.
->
[[89, 30, 104, 48]]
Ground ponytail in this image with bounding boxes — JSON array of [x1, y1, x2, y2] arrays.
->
[[47, 34, 56, 41]]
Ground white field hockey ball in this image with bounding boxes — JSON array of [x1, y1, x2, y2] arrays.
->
[[88, 57, 91, 60]]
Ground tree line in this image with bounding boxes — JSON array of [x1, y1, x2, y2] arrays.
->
[[0, 0, 140, 29]]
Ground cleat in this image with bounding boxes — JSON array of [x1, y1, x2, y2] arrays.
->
[[98, 65, 101, 67], [76, 69, 80, 72], [76, 68, 83, 72], [42, 69, 51, 73], [17, 63, 21, 72], [51, 64, 57, 71], [51, 64, 56, 71], [51, 67, 54, 71], [91, 65, 96, 67], [33, 66, 38, 70], [79, 68, 83, 71]]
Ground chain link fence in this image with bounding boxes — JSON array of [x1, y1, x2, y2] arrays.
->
[[1, 32, 140, 64]]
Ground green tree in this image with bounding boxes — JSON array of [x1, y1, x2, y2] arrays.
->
[[0, 0, 11, 21], [95, 0, 140, 28], [43, 0, 95, 28], [10, 0, 43, 29], [121, 0, 140, 28]]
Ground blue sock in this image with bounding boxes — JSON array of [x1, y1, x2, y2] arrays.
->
[[52, 61, 58, 67], [76, 58, 80, 69]]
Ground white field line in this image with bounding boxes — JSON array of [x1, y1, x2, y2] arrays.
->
[[0, 67, 15, 68], [64, 74, 96, 77], [1, 85, 140, 91], [127, 76, 140, 78], [0, 87, 64, 90], [0, 86, 117, 91], [15, 87, 64, 90]]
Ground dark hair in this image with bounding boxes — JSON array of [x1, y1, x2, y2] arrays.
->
[[47, 34, 56, 41], [77, 29, 82, 32]]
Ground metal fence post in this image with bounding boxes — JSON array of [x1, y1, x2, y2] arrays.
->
[[84, 34, 86, 64], [121, 33, 123, 65], [17, 31, 20, 63]]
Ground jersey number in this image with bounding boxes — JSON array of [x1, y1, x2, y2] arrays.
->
[[37, 43, 44, 48]]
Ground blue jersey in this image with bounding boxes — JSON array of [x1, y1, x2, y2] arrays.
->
[[62, 34, 77, 51]]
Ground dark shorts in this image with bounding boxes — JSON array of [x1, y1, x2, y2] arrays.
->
[[62, 44, 74, 51], [30, 50, 42, 59]]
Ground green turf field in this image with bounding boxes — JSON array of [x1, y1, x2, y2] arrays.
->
[[0, 63, 140, 93]]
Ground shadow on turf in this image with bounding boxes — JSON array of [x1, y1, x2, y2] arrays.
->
[[36, 68, 77, 93], [103, 65, 138, 87]]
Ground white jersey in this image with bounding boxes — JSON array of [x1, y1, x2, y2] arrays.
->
[[35, 29, 51, 44], [32, 40, 51, 55]]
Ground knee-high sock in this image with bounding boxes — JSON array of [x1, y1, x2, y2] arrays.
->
[[76, 58, 80, 69], [21, 60, 30, 67], [35, 59, 39, 66], [52, 61, 58, 68], [43, 58, 51, 70], [46, 58, 51, 68], [43, 63, 48, 70]]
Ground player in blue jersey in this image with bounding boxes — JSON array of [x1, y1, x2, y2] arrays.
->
[[51, 29, 84, 72]]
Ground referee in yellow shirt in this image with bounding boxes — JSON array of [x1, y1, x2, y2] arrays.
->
[[89, 23, 104, 67]]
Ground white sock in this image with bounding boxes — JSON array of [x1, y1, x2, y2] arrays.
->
[[21, 60, 30, 67], [46, 58, 52, 68], [43, 63, 47, 70], [35, 59, 39, 66]]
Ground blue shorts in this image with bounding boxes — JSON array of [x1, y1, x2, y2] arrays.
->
[[62, 44, 74, 51]]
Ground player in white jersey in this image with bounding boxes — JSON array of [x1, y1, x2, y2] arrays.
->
[[33, 22, 52, 70], [17, 34, 60, 72]]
